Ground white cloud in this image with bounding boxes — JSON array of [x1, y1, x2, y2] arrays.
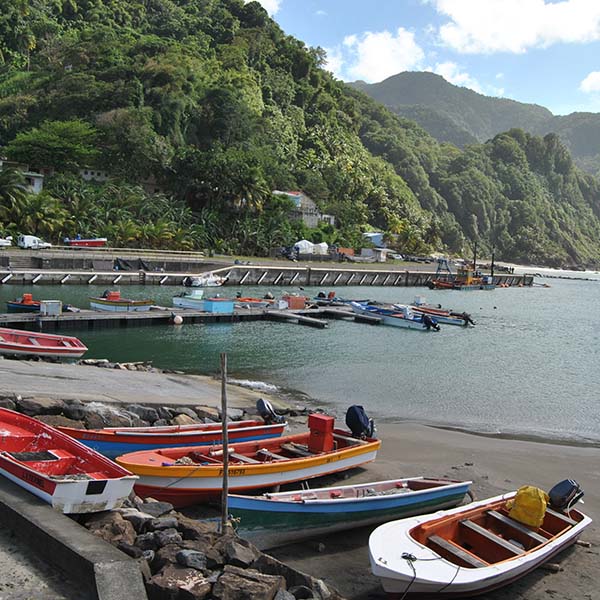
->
[[429, 61, 482, 92], [247, 0, 281, 16], [432, 0, 600, 54], [324, 46, 344, 79], [342, 28, 425, 82], [580, 71, 600, 92], [315, 10, 327, 16]]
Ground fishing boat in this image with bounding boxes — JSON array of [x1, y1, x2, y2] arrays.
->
[[350, 302, 440, 331], [0, 327, 87, 359], [370, 486, 591, 598], [0, 408, 137, 514], [172, 289, 205, 309], [229, 477, 472, 550], [89, 290, 154, 312], [116, 414, 381, 507], [428, 258, 496, 291], [64, 236, 108, 247], [58, 419, 288, 459], [6, 293, 41, 313], [402, 296, 475, 327], [183, 272, 227, 288], [234, 297, 275, 309]]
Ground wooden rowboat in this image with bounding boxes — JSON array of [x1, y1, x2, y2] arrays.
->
[[229, 477, 472, 550], [89, 290, 154, 312], [116, 415, 381, 507], [0, 408, 136, 513], [369, 491, 592, 598], [0, 327, 88, 359], [58, 419, 288, 459]]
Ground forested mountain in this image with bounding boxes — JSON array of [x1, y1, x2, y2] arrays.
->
[[352, 72, 600, 178], [1, 0, 600, 267]]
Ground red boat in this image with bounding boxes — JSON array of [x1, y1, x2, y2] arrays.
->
[[0, 327, 88, 359], [64, 237, 108, 247], [0, 408, 137, 513]]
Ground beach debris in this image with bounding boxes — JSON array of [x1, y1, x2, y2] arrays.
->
[[540, 562, 563, 573], [576, 540, 592, 548]]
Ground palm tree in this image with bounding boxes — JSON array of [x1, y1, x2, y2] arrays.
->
[[0, 168, 29, 228]]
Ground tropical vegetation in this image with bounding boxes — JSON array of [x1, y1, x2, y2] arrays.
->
[[0, 0, 599, 267]]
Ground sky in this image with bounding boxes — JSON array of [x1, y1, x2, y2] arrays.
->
[[249, 0, 600, 115]]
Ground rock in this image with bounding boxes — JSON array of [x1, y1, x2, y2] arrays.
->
[[176, 515, 219, 541], [117, 508, 156, 533], [153, 419, 170, 427], [220, 407, 245, 421], [172, 407, 198, 419], [147, 564, 211, 600], [34, 414, 85, 429], [157, 406, 174, 421], [0, 397, 16, 411], [149, 517, 179, 531], [142, 549, 156, 564], [155, 528, 183, 547], [153, 543, 185, 573], [86, 512, 136, 546], [289, 585, 314, 599], [142, 500, 174, 518], [137, 557, 153, 583], [251, 555, 314, 591], [80, 358, 110, 366], [213, 565, 286, 600], [117, 541, 144, 558], [275, 591, 296, 600], [126, 404, 159, 423], [176, 549, 207, 571], [173, 413, 197, 426], [225, 540, 260, 568], [83, 411, 106, 429], [193, 406, 220, 421], [62, 399, 87, 421], [135, 532, 159, 551], [17, 396, 65, 416]]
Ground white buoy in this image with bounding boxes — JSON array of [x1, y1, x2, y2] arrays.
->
[[172, 315, 183, 325]]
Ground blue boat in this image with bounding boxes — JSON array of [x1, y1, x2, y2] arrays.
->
[[229, 477, 472, 550], [350, 302, 441, 330]]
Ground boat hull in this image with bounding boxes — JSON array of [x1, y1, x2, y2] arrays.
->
[[0, 327, 87, 359], [172, 297, 205, 309], [370, 492, 592, 598], [229, 479, 471, 550], [59, 421, 287, 459], [90, 298, 153, 312], [6, 302, 40, 313], [65, 238, 107, 247], [350, 303, 431, 330]]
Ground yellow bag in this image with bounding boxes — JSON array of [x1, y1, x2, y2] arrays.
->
[[506, 486, 549, 528]]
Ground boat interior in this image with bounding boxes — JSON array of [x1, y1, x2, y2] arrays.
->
[[412, 499, 585, 568], [266, 477, 463, 502]]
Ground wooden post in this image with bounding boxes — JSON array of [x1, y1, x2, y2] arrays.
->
[[220, 352, 229, 535]]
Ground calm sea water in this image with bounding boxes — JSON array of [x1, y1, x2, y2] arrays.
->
[[1, 276, 599, 445]]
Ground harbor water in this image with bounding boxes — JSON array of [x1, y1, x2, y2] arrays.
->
[[1, 277, 598, 445]]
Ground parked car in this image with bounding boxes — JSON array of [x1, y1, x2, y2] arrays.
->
[[17, 235, 52, 249], [0, 235, 12, 248], [388, 253, 404, 260]]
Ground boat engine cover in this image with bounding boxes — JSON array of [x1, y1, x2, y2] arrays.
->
[[549, 479, 584, 510]]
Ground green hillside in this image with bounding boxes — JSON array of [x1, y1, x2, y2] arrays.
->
[[1, 0, 600, 267]]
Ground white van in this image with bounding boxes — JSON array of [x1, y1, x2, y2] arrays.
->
[[17, 234, 52, 249]]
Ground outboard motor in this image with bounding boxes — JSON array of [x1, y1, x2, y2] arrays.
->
[[256, 398, 285, 424], [422, 314, 441, 331], [345, 405, 375, 439], [549, 479, 584, 511]]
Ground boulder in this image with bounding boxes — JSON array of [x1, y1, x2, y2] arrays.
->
[[0, 397, 17, 411], [62, 399, 87, 421], [126, 404, 159, 423], [275, 591, 296, 600], [135, 532, 159, 551], [157, 406, 174, 421], [212, 565, 285, 600], [86, 512, 136, 546], [173, 414, 197, 426], [83, 411, 106, 429], [149, 517, 179, 531], [289, 586, 314, 599], [176, 549, 207, 571], [153, 419, 170, 427], [117, 541, 144, 559], [17, 396, 65, 416], [147, 564, 211, 600], [156, 528, 183, 547], [193, 406, 220, 421], [117, 508, 156, 533], [34, 414, 85, 429], [153, 543, 185, 573], [220, 407, 245, 421], [251, 555, 315, 592], [225, 540, 260, 568], [142, 500, 175, 518], [172, 407, 198, 419], [176, 515, 219, 541]]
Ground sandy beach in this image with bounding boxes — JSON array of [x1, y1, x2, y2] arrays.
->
[[0, 358, 598, 599]]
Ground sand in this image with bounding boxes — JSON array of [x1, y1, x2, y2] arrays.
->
[[269, 423, 600, 600]]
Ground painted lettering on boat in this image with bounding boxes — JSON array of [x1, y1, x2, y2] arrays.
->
[[219, 468, 246, 476], [21, 471, 45, 488]]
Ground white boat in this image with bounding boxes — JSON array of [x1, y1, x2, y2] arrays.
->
[[350, 302, 440, 331], [370, 490, 591, 597], [89, 290, 154, 312], [184, 272, 227, 288], [172, 289, 204, 309]]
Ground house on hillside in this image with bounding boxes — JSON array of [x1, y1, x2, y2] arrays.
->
[[0, 159, 44, 194], [272, 190, 335, 228]]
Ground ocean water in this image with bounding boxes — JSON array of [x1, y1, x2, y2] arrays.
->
[[1, 277, 599, 445]]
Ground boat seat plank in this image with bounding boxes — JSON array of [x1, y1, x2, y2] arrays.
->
[[460, 519, 525, 555], [257, 449, 287, 461], [332, 433, 368, 446], [230, 452, 260, 464], [29, 337, 41, 346], [487, 510, 548, 544], [545, 507, 577, 526], [429, 535, 488, 568], [280, 443, 313, 457]]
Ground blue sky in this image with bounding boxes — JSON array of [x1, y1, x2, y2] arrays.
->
[[251, 0, 600, 115]]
